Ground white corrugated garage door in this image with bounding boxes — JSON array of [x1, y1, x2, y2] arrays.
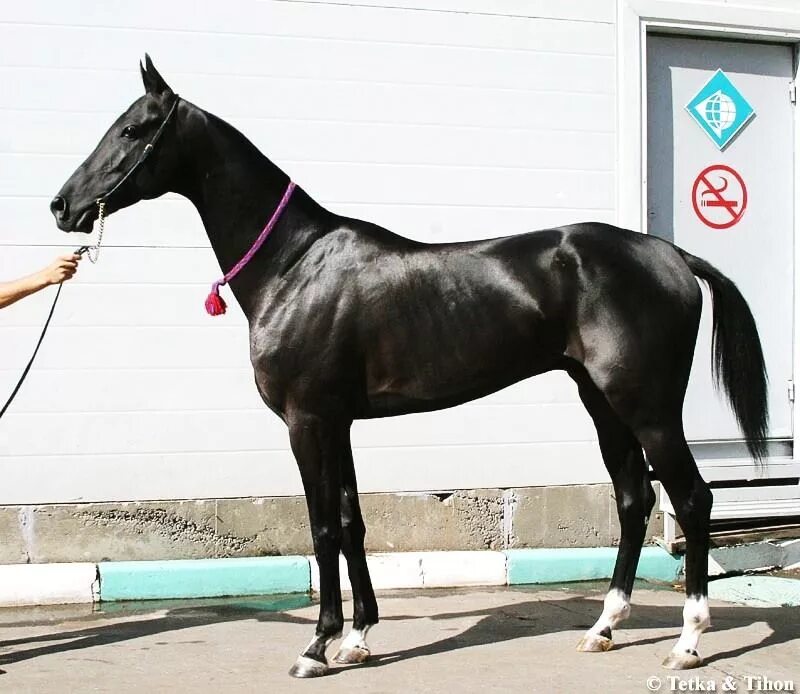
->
[[0, 0, 616, 503]]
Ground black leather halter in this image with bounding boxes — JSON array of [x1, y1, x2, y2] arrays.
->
[[97, 93, 181, 204]]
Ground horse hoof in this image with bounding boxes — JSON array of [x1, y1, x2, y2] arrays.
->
[[576, 633, 613, 652], [662, 650, 703, 670], [288, 655, 329, 678], [334, 646, 370, 664]]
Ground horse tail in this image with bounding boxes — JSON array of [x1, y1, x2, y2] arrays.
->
[[678, 249, 769, 461]]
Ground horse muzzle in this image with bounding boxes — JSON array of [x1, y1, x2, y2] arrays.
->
[[50, 195, 96, 233]]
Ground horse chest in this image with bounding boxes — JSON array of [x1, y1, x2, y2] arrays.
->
[[248, 316, 332, 409]]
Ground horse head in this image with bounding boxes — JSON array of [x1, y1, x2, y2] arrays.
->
[[51, 55, 182, 232]]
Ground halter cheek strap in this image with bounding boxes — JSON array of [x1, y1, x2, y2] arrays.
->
[[204, 180, 296, 316], [97, 94, 181, 205]]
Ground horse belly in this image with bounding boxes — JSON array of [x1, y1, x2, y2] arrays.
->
[[362, 310, 561, 416]]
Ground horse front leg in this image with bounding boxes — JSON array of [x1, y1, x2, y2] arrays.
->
[[334, 443, 379, 665], [287, 411, 347, 678]]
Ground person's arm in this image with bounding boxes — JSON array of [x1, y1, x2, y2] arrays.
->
[[0, 254, 81, 309]]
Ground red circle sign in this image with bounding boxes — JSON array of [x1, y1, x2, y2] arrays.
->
[[691, 164, 747, 230]]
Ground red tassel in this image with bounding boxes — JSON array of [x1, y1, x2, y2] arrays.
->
[[205, 285, 227, 316]]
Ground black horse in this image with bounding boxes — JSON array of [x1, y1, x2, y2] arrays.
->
[[51, 57, 768, 677]]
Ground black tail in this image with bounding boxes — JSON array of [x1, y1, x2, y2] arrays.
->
[[678, 249, 769, 461]]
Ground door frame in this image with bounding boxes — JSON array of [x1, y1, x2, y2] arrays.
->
[[617, 0, 800, 457], [618, 1, 800, 544]]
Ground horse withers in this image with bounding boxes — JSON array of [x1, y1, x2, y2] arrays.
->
[[51, 57, 768, 677]]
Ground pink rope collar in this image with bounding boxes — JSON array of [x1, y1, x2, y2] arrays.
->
[[205, 180, 296, 316]]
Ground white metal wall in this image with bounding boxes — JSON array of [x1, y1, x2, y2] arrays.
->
[[1, 1, 617, 503]]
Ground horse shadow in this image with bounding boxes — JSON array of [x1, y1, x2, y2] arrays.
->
[[0, 590, 797, 674], [364, 593, 800, 673]]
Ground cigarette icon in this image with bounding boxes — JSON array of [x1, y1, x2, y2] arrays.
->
[[701, 198, 738, 210], [701, 176, 737, 210]]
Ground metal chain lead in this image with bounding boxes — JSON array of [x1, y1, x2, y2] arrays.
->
[[88, 200, 106, 264]]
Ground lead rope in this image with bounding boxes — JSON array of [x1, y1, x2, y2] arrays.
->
[[0, 201, 106, 420], [86, 200, 106, 264]]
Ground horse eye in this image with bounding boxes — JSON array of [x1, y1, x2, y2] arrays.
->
[[121, 125, 138, 139]]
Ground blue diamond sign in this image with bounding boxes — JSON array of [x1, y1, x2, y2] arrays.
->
[[685, 69, 755, 150]]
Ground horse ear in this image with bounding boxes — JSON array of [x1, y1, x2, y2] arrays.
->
[[140, 54, 172, 95]]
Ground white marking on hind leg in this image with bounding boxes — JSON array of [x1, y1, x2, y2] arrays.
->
[[577, 589, 630, 652], [341, 625, 371, 650], [663, 596, 709, 669], [334, 625, 372, 664]]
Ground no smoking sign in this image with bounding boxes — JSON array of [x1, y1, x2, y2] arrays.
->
[[691, 164, 747, 229]]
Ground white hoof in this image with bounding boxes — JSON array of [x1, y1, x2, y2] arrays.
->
[[662, 650, 703, 670], [288, 655, 329, 678], [334, 645, 370, 664], [576, 632, 613, 652]]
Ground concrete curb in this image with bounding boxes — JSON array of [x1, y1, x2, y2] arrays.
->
[[308, 551, 509, 591], [0, 547, 683, 606], [505, 547, 684, 585], [709, 575, 800, 607], [707, 538, 800, 576], [0, 563, 98, 606], [98, 557, 310, 601]]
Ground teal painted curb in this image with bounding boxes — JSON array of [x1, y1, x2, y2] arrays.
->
[[98, 557, 310, 601], [95, 548, 683, 602], [709, 575, 800, 607], [504, 547, 683, 585]]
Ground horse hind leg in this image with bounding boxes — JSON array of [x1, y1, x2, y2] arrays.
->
[[582, 376, 712, 667], [576, 459, 654, 652], [569, 365, 656, 653], [636, 424, 712, 669], [573, 268, 709, 667]]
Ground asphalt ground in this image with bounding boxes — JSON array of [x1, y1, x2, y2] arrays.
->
[[0, 581, 797, 693]]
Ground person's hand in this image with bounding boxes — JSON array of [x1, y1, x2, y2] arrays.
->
[[38, 254, 81, 286]]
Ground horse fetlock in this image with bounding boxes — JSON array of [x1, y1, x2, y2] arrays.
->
[[334, 625, 372, 664]]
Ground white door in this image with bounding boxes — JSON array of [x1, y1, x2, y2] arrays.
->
[[647, 35, 794, 452], [648, 35, 799, 535]]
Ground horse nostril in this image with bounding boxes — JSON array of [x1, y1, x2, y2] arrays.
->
[[50, 196, 68, 216]]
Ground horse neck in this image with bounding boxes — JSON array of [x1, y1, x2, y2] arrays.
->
[[175, 105, 333, 316]]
